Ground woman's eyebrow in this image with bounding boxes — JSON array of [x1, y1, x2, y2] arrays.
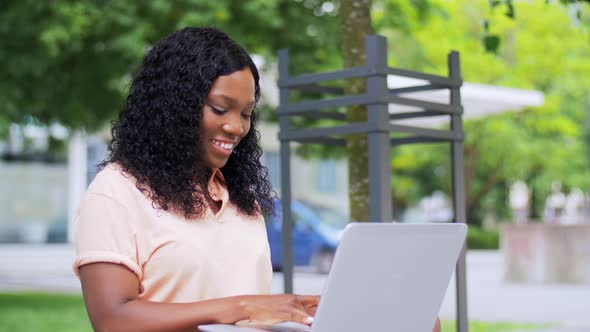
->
[[214, 94, 256, 107]]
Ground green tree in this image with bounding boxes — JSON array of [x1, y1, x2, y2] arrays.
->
[[10, 0, 583, 226], [338, 0, 436, 222], [340, 0, 373, 222], [1, 0, 438, 223], [0, 0, 341, 132], [388, 0, 590, 224]]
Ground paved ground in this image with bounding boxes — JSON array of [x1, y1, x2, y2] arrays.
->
[[1, 245, 589, 331], [270, 251, 590, 331]]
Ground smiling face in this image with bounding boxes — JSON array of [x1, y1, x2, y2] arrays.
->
[[200, 68, 256, 169]]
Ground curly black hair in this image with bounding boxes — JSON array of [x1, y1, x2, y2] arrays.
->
[[99, 27, 275, 219]]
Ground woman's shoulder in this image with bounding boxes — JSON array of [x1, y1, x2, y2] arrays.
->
[[86, 163, 139, 200]]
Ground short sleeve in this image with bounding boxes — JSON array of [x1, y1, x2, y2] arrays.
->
[[73, 192, 143, 280]]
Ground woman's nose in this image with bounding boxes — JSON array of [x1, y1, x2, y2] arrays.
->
[[222, 116, 244, 137]]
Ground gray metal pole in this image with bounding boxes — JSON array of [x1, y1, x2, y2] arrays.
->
[[449, 51, 469, 332], [365, 35, 393, 223], [278, 49, 294, 294]]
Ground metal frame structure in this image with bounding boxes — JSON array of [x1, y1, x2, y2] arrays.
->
[[277, 34, 468, 332]]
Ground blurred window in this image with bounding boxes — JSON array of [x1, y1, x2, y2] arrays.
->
[[264, 152, 281, 190], [317, 160, 336, 193]]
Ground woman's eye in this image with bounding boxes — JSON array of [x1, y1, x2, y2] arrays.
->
[[209, 105, 226, 114], [241, 113, 252, 120]]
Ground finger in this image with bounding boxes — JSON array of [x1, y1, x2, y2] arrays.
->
[[306, 305, 318, 316], [288, 311, 315, 326], [296, 294, 320, 306], [250, 308, 311, 326], [303, 303, 318, 311], [283, 301, 315, 325], [236, 319, 282, 327], [288, 303, 312, 318]]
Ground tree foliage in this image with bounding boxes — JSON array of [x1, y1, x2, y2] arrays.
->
[[0, 0, 433, 224], [387, 0, 590, 224], [0, 0, 340, 132], [4, 0, 590, 225]]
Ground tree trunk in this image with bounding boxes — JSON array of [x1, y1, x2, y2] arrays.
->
[[340, 0, 374, 222]]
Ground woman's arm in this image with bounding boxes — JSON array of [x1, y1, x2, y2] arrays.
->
[[79, 263, 318, 332]]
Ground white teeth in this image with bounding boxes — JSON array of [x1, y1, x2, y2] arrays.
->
[[212, 140, 234, 150]]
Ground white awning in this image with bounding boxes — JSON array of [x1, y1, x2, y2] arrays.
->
[[388, 76, 544, 127], [255, 56, 545, 128]]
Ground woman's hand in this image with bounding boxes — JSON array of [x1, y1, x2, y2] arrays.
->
[[236, 294, 320, 326], [432, 317, 441, 332]]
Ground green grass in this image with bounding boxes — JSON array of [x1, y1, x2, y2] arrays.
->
[[467, 227, 500, 250], [441, 320, 546, 332], [0, 292, 92, 332], [0, 292, 547, 332]]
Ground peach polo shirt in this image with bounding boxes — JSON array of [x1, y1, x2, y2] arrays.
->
[[73, 164, 272, 303]]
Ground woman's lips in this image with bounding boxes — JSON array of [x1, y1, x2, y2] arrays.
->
[[211, 139, 235, 150], [209, 139, 236, 157]]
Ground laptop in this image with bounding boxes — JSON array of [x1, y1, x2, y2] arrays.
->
[[199, 222, 467, 332]]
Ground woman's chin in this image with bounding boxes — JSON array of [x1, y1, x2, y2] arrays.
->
[[204, 157, 229, 169]]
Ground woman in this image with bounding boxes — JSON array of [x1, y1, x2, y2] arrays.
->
[[73, 27, 318, 332]]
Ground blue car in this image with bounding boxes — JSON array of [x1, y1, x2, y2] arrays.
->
[[265, 199, 347, 273]]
